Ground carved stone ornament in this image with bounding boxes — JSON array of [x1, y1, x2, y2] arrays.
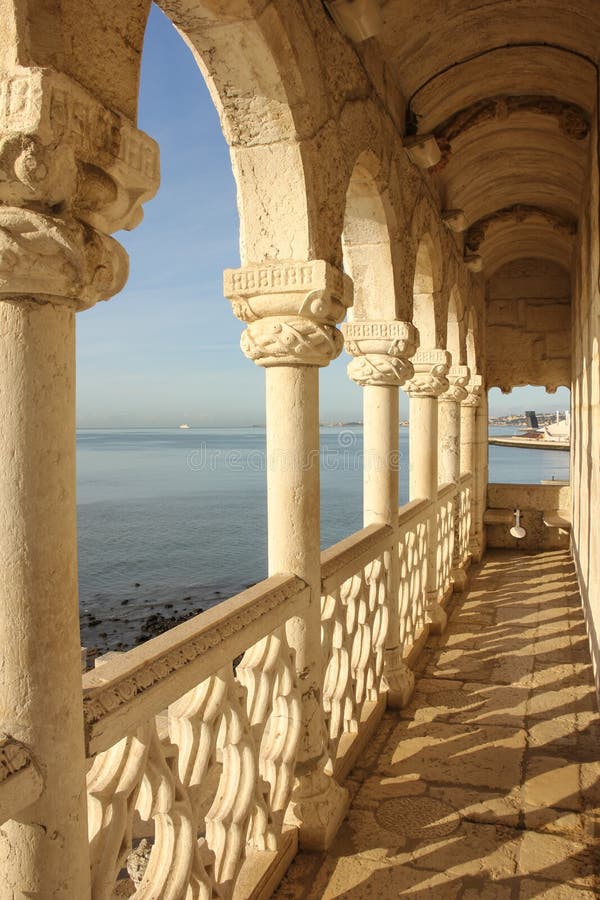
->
[[0, 207, 128, 308], [462, 374, 484, 407], [347, 354, 413, 387], [224, 260, 352, 325], [0, 67, 159, 234], [439, 365, 470, 403], [403, 348, 451, 398], [343, 320, 418, 386], [240, 316, 344, 367], [0, 733, 34, 782]]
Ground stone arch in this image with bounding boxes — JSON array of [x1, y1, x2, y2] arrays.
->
[[151, 1, 325, 262], [412, 235, 441, 349], [447, 286, 465, 365], [466, 308, 479, 375], [342, 152, 397, 322]]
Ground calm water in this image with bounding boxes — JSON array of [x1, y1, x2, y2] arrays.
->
[[77, 426, 569, 627]]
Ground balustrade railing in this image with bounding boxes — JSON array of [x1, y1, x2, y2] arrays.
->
[[456, 473, 473, 568], [320, 524, 393, 775], [436, 482, 456, 600], [397, 498, 431, 658], [73, 475, 473, 896], [82, 573, 309, 899]]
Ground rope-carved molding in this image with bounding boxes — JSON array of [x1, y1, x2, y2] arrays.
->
[[465, 205, 578, 254], [427, 95, 590, 173]]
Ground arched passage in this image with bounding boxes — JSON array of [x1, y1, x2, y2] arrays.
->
[[342, 154, 397, 321], [447, 286, 464, 365], [412, 237, 439, 350]]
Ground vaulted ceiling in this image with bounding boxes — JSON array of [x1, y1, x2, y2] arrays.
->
[[376, 0, 599, 274]]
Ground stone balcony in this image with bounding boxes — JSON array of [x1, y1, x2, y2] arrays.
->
[[276, 549, 600, 898]]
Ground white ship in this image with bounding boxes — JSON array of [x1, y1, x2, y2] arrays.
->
[[178, 423, 190, 429]]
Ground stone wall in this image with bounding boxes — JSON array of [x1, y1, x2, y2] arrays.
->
[[571, 118, 600, 697], [486, 259, 571, 392], [486, 482, 571, 551]]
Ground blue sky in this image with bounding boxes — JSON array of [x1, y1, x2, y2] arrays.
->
[[75, 5, 570, 426]]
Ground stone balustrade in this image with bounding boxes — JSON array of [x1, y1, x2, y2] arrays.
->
[[397, 498, 431, 661], [82, 573, 309, 899], [66, 493, 460, 898], [436, 481, 458, 604]]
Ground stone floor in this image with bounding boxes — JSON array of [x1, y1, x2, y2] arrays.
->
[[275, 549, 600, 898]]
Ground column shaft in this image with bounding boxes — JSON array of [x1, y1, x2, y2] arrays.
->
[[461, 404, 477, 476], [363, 384, 398, 525], [265, 366, 347, 849], [0, 301, 90, 897], [409, 395, 438, 500], [438, 399, 462, 484]]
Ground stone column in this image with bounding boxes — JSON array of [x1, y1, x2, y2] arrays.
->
[[439, 367, 470, 590], [438, 366, 470, 485], [0, 68, 159, 896], [224, 260, 351, 850], [471, 385, 489, 561], [403, 350, 450, 633], [343, 320, 417, 707], [460, 376, 483, 477]]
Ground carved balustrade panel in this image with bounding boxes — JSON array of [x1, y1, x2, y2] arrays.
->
[[397, 501, 430, 656], [436, 485, 456, 600], [320, 526, 393, 766], [83, 576, 307, 899], [457, 476, 473, 567]]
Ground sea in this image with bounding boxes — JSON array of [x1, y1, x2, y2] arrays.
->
[[77, 426, 570, 651]]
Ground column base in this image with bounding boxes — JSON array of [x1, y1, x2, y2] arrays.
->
[[426, 592, 448, 634], [469, 535, 484, 563], [451, 565, 468, 592], [383, 648, 415, 708], [285, 761, 349, 851]]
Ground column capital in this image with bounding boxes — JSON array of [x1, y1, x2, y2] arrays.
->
[[462, 374, 485, 407], [403, 349, 451, 397], [224, 260, 352, 366], [439, 365, 470, 403], [0, 66, 159, 233], [0, 66, 159, 309], [342, 319, 418, 386]]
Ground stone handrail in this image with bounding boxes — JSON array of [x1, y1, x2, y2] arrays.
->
[[0, 736, 43, 826], [320, 523, 394, 775], [83, 573, 310, 899], [321, 522, 393, 593]]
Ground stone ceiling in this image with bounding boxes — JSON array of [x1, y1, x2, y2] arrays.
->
[[376, 0, 599, 274]]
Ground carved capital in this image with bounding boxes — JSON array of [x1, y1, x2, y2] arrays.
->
[[224, 261, 350, 367], [0, 207, 128, 309], [403, 348, 451, 398], [346, 354, 413, 386], [0, 67, 159, 234], [224, 260, 352, 325], [439, 365, 470, 403], [343, 319, 417, 386], [240, 316, 343, 367], [462, 374, 484, 407]]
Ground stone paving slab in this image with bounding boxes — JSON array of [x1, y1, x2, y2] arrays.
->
[[274, 550, 600, 899]]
